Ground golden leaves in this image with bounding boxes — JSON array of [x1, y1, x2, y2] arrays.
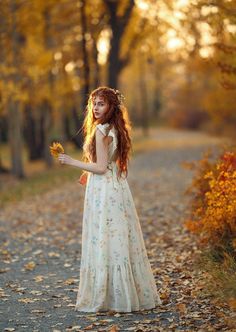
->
[[1, 131, 233, 331], [24, 261, 36, 271], [185, 150, 236, 247], [176, 303, 187, 314], [64, 278, 76, 285], [34, 275, 44, 282], [228, 298, 236, 310], [185, 149, 236, 309], [109, 325, 120, 332], [49, 142, 64, 158], [18, 298, 36, 303]]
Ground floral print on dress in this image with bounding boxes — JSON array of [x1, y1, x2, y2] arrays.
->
[[75, 123, 162, 312]]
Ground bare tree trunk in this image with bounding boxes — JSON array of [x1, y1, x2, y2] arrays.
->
[[104, 0, 134, 88], [0, 154, 9, 173], [64, 111, 73, 141], [71, 0, 90, 150], [24, 104, 44, 160], [0, 1, 9, 173], [80, 0, 90, 110], [42, 99, 53, 167], [8, 0, 24, 178], [8, 99, 24, 177], [0, 131, 9, 174], [0, 116, 9, 173], [108, 27, 122, 89], [43, 7, 54, 167], [138, 52, 149, 136], [91, 37, 100, 89], [57, 105, 67, 144]]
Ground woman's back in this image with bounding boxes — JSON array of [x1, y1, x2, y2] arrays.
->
[[96, 123, 118, 163]]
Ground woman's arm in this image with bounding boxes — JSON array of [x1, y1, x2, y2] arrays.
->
[[58, 128, 109, 174]]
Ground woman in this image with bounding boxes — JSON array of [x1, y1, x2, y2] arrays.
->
[[58, 86, 162, 312]]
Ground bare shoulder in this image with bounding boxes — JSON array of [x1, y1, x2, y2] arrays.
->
[[95, 128, 110, 145]]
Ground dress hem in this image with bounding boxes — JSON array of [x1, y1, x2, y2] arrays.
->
[[74, 301, 162, 313]]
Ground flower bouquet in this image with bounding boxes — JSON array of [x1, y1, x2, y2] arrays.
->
[[49, 142, 64, 158]]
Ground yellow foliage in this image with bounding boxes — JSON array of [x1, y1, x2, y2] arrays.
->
[[49, 142, 64, 158], [185, 150, 236, 253]]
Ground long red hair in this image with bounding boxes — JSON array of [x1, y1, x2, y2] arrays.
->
[[81, 86, 132, 179]]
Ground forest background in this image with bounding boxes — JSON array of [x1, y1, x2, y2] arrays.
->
[[0, 0, 235, 181]]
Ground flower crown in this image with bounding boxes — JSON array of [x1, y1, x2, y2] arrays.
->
[[113, 89, 125, 105]]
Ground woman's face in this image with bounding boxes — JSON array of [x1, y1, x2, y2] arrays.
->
[[93, 95, 109, 119]]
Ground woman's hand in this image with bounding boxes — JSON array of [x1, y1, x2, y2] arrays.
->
[[58, 153, 74, 166]]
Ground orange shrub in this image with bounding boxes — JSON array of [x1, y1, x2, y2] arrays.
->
[[185, 150, 236, 256]]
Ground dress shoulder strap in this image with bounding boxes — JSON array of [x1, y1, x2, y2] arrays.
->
[[96, 123, 110, 136], [96, 123, 118, 154]]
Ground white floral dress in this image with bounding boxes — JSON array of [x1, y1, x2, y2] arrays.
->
[[75, 122, 162, 312]]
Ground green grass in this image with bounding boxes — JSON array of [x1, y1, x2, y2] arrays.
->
[[0, 130, 160, 207], [0, 142, 83, 207], [0, 166, 81, 206]]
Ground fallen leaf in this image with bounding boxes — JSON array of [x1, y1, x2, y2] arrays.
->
[[176, 303, 187, 314], [109, 325, 120, 332], [24, 261, 36, 271]]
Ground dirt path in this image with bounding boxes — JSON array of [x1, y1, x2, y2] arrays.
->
[[0, 128, 232, 331]]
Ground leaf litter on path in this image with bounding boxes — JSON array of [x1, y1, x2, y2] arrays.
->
[[0, 129, 234, 331]]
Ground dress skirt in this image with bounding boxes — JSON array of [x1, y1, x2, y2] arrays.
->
[[75, 162, 162, 312]]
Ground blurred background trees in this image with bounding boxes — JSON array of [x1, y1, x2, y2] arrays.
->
[[0, 0, 235, 178]]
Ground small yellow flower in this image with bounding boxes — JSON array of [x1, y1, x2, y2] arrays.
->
[[49, 142, 64, 158]]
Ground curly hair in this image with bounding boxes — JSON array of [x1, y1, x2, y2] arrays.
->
[[81, 86, 133, 179]]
